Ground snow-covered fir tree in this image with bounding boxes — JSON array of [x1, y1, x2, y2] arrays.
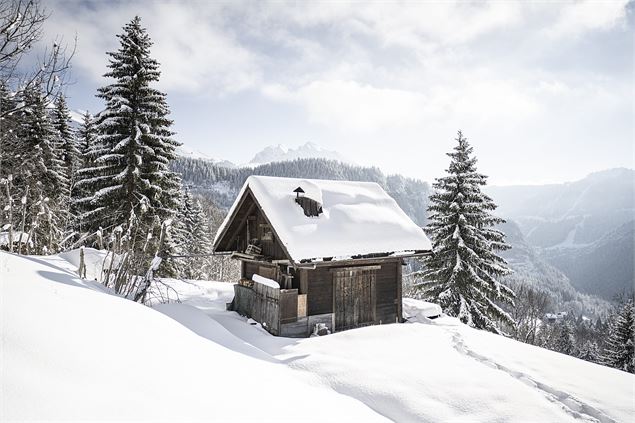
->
[[602, 299, 634, 373], [416, 131, 515, 334], [78, 16, 181, 240], [76, 111, 97, 160], [0, 83, 20, 250], [72, 111, 98, 233], [156, 190, 186, 278], [554, 321, 577, 356], [14, 86, 69, 253], [578, 340, 600, 364], [0, 83, 18, 176], [50, 95, 79, 192], [179, 189, 213, 280], [0, 83, 19, 181]]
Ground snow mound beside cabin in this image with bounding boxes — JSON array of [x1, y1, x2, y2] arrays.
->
[[0, 251, 387, 422]]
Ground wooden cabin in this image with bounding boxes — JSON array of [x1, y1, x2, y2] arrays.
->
[[213, 176, 431, 337]]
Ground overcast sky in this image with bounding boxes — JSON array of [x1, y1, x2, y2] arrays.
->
[[45, 0, 633, 185]]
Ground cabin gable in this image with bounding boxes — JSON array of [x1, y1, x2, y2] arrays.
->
[[214, 187, 291, 262]]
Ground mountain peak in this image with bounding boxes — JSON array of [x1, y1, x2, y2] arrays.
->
[[249, 142, 349, 165]]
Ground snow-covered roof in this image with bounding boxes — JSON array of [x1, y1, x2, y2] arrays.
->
[[214, 176, 431, 262]]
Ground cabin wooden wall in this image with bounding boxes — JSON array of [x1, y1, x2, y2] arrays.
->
[[238, 258, 403, 336], [242, 261, 279, 281], [304, 259, 402, 325], [306, 267, 334, 315], [374, 260, 400, 324]]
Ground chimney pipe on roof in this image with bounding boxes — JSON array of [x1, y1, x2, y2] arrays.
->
[[293, 186, 305, 199]]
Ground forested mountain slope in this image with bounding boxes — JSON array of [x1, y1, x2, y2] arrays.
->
[[499, 220, 611, 316], [488, 168, 634, 300], [543, 220, 634, 300]]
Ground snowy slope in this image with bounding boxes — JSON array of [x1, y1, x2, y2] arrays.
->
[[0, 251, 386, 422], [158, 278, 634, 423], [3, 251, 634, 422]]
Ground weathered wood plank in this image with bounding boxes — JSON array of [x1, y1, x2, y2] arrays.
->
[[328, 265, 381, 272], [280, 289, 298, 324], [332, 267, 376, 332], [298, 294, 307, 318]]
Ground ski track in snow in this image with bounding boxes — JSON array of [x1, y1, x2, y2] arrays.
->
[[449, 330, 616, 423]]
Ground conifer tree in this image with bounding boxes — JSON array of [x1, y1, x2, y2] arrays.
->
[[72, 111, 98, 233], [180, 190, 213, 279], [156, 190, 186, 278], [0, 83, 18, 178], [578, 340, 600, 364], [76, 111, 97, 160], [417, 131, 515, 334], [0, 83, 19, 249], [51, 95, 79, 191], [554, 321, 576, 356], [602, 299, 634, 373], [15, 86, 68, 253], [79, 16, 181, 239]]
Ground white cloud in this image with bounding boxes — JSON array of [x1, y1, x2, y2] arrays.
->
[[46, 1, 260, 94], [262, 75, 543, 134], [263, 80, 428, 132], [547, 0, 630, 38], [40, 0, 632, 183]]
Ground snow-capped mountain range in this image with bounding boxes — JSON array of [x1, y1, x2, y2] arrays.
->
[[176, 144, 236, 168], [69, 108, 346, 166], [176, 141, 349, 168], [248, 142, 349, 165]]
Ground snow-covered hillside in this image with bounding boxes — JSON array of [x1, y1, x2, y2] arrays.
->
[[2, 250, 633, 422]]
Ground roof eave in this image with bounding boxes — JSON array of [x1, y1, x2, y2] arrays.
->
[[294, 249, 432, 268]]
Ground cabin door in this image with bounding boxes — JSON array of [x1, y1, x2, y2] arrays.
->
[[333, 267, 377, 331]]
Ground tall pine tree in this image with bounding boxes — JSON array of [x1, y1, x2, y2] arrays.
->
[[51, 95, 79, 192], [76, 111, 97, 160], [180, 189, 213, 280], [602, 299, 634, 373], [417, 131, 515, 334], [72, 111, 98, 234], [78, 16, 181, 239], [15, 85, 69, 253], [554, 321, 577, 356]]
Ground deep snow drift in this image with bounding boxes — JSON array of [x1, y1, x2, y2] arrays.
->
[[2, 250, 634, 422]]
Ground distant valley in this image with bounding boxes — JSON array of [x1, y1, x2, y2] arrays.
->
[[487, 168, 634, 301]]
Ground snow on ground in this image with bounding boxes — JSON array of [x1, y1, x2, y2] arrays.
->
[[151, 278, 635, 423], [1, 251, 387, 422], [3, 250, 634, 422]]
